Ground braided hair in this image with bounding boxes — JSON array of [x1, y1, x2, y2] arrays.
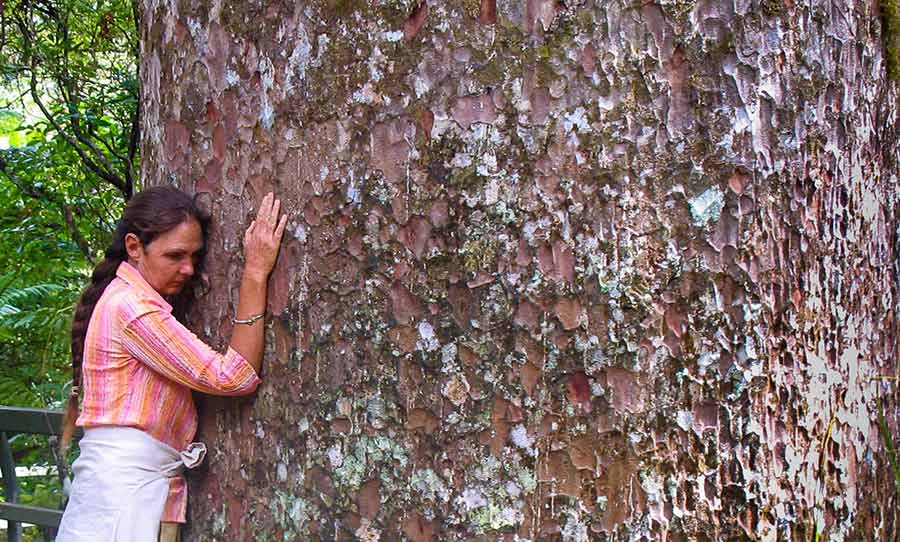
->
[[61, 186, 210, 452]]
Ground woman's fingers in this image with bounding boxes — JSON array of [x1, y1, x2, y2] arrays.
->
[[256, 193, 271, 226], [266, 194, 277, 224], [255, 193, 283, 229], [251, 192, 286, 241], [243, 193, 287, 275], [275, 214, 288, 239], [271, 198, 281, 226]]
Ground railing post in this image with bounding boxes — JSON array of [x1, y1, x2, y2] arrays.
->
[[0, 430, 22, 542]]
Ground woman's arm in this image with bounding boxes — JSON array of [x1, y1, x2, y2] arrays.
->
[[122, 310, 261, 395], [121, 193, 285, 393], [228, 192, 287, 373]]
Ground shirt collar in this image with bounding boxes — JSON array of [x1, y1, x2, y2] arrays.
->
[[116, 261, 173, 312]]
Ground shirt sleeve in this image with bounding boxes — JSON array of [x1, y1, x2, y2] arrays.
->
[[121, 308, 261, 396]]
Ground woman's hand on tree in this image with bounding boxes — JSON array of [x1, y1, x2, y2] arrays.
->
[[243, 192, 288, 278]]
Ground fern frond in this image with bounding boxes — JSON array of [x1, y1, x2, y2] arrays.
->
[[0, 283, 65, 307]]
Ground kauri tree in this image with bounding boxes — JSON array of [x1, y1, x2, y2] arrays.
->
[[139, 0, 899, 540]]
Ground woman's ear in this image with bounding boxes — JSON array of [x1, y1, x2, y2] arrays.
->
[[124, 233, 143, 262]]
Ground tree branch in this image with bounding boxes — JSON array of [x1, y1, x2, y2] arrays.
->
[[125, 95, 139, 197], [28, 68, 129, 197], [13, 6, 129, 200], [0, 154, 96, 264], [62, 205, 95, 265], [54, 11, 131, 197], [126, 0, 143, 197], [9, 0, 136, 201]]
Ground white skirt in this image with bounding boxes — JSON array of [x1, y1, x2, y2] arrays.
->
[[55, 426, 206, 542]]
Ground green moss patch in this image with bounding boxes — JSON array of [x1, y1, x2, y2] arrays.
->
[[882, 0, 900, 80]]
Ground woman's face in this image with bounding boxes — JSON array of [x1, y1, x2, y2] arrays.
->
[[125, 218, 204, 296]]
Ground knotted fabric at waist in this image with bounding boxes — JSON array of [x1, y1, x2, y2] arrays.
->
[[56, 426, 206, 542]]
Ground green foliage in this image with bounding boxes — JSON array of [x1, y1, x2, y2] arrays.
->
[[882, 0, 900, 81], [0, 0, 137, 398], [0, 273, 77, 483], [0, 0, 136, 516], [0, 0, 140, 195], [0, 277, 75, 370]]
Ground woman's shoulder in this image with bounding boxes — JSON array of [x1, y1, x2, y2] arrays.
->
[[99, 276, 171, 320]]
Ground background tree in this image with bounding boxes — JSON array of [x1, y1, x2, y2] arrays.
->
[[136, 0, 898, 540], [0, 0, 137, 528], [0, 0, 139, 395], [1, 0, 140, 200]]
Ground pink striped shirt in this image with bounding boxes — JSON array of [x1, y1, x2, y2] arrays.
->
[[76, 261, 260, 521]]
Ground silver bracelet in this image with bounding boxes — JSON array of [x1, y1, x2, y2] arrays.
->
[[232, 313, 264, 325]]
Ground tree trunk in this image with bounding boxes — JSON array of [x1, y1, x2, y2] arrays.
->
[[140, 0, 899, 539]]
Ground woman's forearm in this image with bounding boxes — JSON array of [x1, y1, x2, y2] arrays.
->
[[227, 192, 287, 375], [228, 268, 268, 373]]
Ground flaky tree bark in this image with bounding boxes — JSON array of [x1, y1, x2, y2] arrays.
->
[[140, 0, 899, 540]]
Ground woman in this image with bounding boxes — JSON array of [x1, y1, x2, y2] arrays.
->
[[56, 187, 287, 542]]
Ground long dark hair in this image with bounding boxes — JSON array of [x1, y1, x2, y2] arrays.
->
[[60, 186, 210, 452]]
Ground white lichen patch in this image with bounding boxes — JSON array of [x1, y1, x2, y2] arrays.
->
[[457, 487, 488, 511], [456, 486, 524, 534], [352, 83, 378, 104], [509, 424, 535, 451], [297, 417, 309, 433], [561, 509, 590, 542], [224, 68, 240, 87], [473, 455, 501, 481], [477, 154, 499, 178], [313, 34, 330, 68], [517, 468, 537, 493], [258, 56, 276, 130], [450, 152, 472, 169], [689, 186, 725, 227], [270, 491, 313, 539], [505, 480, 522, 499], [480, 178, 499, 206], [440, 342, 458, 373], [640, 470, 664, 503], [563, 107, 591, 133], [284, 23, 312, 94], [186, 18, 207, 53], [294, 223, 308, 243], [354, 518, 380, 542], [411, 468, 451, 503], [442, 374, 470, 406], [331, 435, 409, 490], [327, 444, 344, 468], [697, 349, 720, 377], [416, 321, 440, 351], [676, 410, 693, 432]]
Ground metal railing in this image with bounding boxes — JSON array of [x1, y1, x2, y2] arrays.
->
[[0, 406, 80, 542]]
